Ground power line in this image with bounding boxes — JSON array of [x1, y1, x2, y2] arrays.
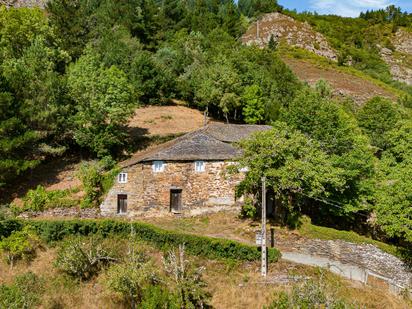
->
[[297, 191, 370, 218]]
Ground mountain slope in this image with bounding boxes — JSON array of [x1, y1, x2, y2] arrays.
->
[[242, 12, 407, 104], [283, 56, 397, 104]]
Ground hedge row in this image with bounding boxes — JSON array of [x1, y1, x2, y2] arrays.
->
[[0, 219, 281, 262]]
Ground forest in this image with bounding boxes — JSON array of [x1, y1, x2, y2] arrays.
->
[[0, 0, 411, 253]]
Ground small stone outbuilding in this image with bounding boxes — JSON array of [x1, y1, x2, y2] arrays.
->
[[100, 123, 271, 217]]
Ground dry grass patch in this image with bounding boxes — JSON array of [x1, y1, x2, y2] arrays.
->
[[0, 238, 410, 308], [128, 105, 215, 137]]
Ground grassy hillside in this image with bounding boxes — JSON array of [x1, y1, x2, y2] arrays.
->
[[0, 219, 409, 308]]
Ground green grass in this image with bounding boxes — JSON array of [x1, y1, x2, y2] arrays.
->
[[298, 216, 399, 257]]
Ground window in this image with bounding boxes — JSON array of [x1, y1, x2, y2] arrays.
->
[[195, 161, 205, 172], [153, 161, 165, 172], [117, 194, 127, 214], [118, 172, 128, 183]]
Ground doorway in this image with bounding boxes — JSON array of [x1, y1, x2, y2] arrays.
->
[[117, 194, 127, 214], [170, 189, 182, 213]]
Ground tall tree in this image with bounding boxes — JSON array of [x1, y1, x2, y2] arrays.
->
[[67, 49, 135, 157], [357, 97, 402, 151], [236, 122, 346, 223], [374, 121, 412, 243], [281, 86, 375, 212]]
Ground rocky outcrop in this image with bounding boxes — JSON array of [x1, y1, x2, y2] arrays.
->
[[379, 46, 412, 85], [242, 12, 338, 62], [0, 0, 46, 8], [393, 28, 412, 54], [379, 29, 412, 85]]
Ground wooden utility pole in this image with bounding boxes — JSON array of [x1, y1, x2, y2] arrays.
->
[[256, 20, 260, 39], [261, 176, 267, 277]]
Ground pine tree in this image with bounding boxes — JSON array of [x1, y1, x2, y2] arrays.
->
[[268, 34, 277, 51]]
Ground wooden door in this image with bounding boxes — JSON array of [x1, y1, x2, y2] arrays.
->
[[117, 194, 127, 214], [170, 189, 182, 213]]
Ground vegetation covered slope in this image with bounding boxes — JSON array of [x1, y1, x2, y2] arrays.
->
[[242, 9, 412, 104], [291, 6, 412, 93]]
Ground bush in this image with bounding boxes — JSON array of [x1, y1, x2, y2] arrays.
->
[[17, 185, 78, 213], [0, 219, 23, 238], [140, 286, 179, 309], [77, 159, 120, 208], [240, 197, 257, 218], [106, 248, 159, 308], [2, 219, 282, 262], [0, 226, 41, 267], [0, 272, 44, 309], [265, 278, 355, 309], [54, 236, 119, 280], [163, 245, 211, 309]]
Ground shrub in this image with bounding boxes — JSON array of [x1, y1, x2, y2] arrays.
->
[[77, 159, 120, 208], [22, 185, 49, 212], [0, 219, 23, 238], [54, 236, 119, 280], [0, 272, 44, 308], [240, 197, 257, 218], [106, 246, 160, 308], [18, 185, 78, 212], [265, 278, 355, 309], [4, 219, 282, 262], [163, 245, 211, 309], [0, 226, 41, 267], [140, 286, 179, 309], [0, 205, 12, 220]]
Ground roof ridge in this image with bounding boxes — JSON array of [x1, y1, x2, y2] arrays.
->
[[120, 123, 271, 167]]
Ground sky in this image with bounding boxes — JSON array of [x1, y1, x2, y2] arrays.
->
[[279, 0, 412, 17]]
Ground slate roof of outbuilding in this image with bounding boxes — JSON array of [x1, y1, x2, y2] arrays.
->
[[121, 123, 271, 167]]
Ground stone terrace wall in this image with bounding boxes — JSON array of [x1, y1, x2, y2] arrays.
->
[[100, 161, 244, 217], [277, 237, 412, 291]]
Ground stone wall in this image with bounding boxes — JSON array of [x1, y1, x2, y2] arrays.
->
[[278, 237, 412, 291], [19, 207, 100, 219], [100, 161, 244, 217]]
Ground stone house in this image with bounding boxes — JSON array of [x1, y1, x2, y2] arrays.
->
[[100, 123, 271, 217]]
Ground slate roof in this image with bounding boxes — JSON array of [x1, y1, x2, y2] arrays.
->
[[121, 123, 271, 167], [203, 123, 272, 143]]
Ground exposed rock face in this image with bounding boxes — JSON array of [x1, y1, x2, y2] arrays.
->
[[0, 0, 46, 8], [393, 28, 412, 54], [379, 29, 412, 85], [242, 12, 338, 62], [379, 45, 412, 85]]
